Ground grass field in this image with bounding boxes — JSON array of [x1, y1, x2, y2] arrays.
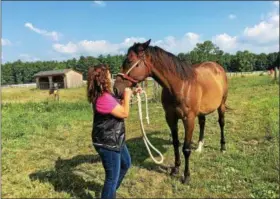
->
[[1, 75, 279, 198]]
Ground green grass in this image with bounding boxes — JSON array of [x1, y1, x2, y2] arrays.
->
[[1, 75, 279, 198]]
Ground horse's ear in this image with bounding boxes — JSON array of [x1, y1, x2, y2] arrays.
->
[[142, 39, 151, 50]]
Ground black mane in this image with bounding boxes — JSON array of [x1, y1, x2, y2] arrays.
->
[[146, 46, 196, 80]]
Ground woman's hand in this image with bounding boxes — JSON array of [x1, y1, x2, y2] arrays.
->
[[124, 87, 133, 98], [133, 87, 143, 95], [111, 87, 132, 119]]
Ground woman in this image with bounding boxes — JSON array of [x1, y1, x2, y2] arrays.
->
[[87, 64, 140, 199]]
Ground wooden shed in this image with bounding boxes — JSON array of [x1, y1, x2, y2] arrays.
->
[[33, 69, 83, 89]]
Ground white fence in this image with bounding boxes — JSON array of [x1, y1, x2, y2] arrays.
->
[[1, 83, 36, 88], [226, 71, 267, 77], [1, 71, 267, 89]]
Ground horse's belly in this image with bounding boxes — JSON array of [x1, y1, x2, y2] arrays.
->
[[199, 98, 222, 114], [191, 62, 227, 115], [198, 85, 224, 115]]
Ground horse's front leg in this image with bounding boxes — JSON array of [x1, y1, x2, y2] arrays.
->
[[182, 113, 195, 184], [165, 111, 180, 176]]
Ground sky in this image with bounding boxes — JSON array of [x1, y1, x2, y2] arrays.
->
[[1, 1, 279, 63]]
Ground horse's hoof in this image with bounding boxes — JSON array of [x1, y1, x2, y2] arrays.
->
[[181, 176, 190, 184], [221, 149, 226, 153], [170, 167, 179, 176], [195, 141, 204, 153], [220, 145, 226, 152]]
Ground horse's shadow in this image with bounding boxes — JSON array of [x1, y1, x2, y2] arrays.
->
[[29, 131, 171, 198], [126, 130, 172, 173]]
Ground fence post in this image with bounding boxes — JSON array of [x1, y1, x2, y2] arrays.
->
[[153, 80, 158, 99]]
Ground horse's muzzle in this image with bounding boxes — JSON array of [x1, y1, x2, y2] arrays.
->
[[113, 87, 123, 99]]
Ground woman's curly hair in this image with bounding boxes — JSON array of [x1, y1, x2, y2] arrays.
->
[[87, 64, 112, 104]]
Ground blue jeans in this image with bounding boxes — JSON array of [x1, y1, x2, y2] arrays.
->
[[94, 144, 131, 199]]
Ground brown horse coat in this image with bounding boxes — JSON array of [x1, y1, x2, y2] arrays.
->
[[114, 40, 228, 184]]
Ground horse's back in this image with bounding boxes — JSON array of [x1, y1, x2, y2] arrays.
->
[[194, 61, 227, 85], [193, 61, 228, 114]]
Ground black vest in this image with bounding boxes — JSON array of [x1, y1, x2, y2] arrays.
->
[[92, 96, 125, 152]]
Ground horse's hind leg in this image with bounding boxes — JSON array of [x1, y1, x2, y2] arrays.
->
[[218, 104, 226, 152], [165, 110, 180, 176], [196, 115, 206, 153]]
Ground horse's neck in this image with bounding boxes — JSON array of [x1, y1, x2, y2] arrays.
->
[[151, 65, 185, 94], [151, 68, 170, 89], [148, 48, 196, 94]]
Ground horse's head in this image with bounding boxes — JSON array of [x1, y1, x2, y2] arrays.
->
[[113, 39, 152, 98]]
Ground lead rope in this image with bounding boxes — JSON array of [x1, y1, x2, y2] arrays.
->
[[136, 90, 164, 164]]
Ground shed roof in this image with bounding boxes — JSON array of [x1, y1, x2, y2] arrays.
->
[[33, 69, 82, 77]]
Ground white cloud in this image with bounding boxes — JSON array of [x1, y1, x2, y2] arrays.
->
[[52, 33, 201, 56], [52, 37, 147, 55], [211, 3, 279, 53], [228, 14, 236, 19], [21, 2, 280, 62], [185, 32, 201, 45], [52, 26, 278, 57], [1, 38, 12, 46], [243, 12, 279, 45], [121, 37, 147, 47], [53, 42, 78, 54], [152, 33, 201, 53], [242, 0, 279, 45], [213, 34, 278, 54], [24, 22, 62, 41], [19, 54, 40, 62], [93, 1, 106, 7], [212, 33, 238, 52]]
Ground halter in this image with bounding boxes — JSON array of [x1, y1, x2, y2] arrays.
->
[[116, 54, 151, 84]]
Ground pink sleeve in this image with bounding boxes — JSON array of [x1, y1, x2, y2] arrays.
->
[[96, 93, 119, 114]]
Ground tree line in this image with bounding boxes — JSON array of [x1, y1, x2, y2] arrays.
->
[[1, 40, 279, 85]]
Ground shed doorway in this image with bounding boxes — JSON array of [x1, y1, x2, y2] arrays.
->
[[52, 75, 65, 88], [38, 77, 49, 89]]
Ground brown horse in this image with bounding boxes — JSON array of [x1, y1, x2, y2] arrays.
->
[[113, 39, 228, 184]]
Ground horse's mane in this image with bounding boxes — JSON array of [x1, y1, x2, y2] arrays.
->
[[146, 46, 196, 80]]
